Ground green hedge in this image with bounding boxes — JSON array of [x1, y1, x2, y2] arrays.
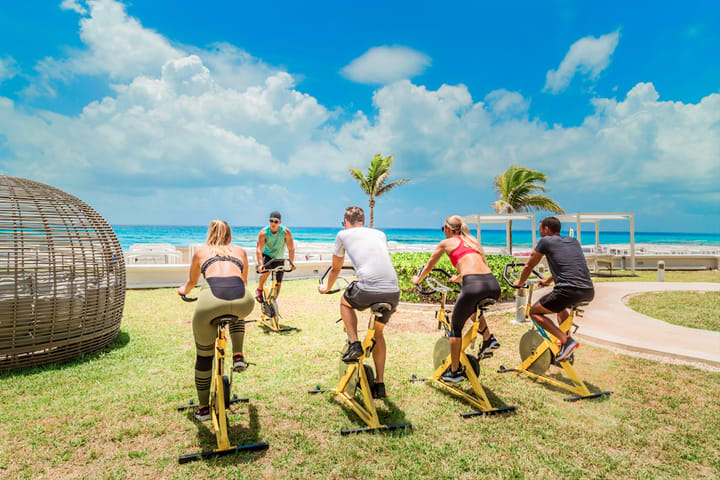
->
[[391, 252, 516, 304]]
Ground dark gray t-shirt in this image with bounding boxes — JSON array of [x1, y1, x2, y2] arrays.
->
[[535, 235, 594, 289]]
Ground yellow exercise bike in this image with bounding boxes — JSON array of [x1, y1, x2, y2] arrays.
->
[[177, 294, 269, 463], [498, 262, 613, 402], [309, 266, 412, 435], [257, 257, 296, 333], [410, 268, 517, 417]]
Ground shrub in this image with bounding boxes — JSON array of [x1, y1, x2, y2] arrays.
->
[[391, 252, 516, 304]]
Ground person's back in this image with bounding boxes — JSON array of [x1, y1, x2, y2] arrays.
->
[[535, 235, 593, 290], [334, 227, 398, 292]]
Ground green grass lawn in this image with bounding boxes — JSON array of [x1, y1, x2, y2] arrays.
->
[[592, 269, 720, 283], [2, 279, 719, 479], [628, 291, 720, 332]]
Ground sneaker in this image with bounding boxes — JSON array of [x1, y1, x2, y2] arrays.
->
[[372, 382, 387, 399], [193, 406, 211, 422], [479, 334, 500, 357], [341, 341, 364, 363], [233, 353, 247, 372], [441, 365, 465, 383], [255, 288, 264, 303], [556, 336, 579, 362]]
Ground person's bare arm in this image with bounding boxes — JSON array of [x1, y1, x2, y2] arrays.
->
[[515, 250, 544, 286], [178, 250, 202, 295], [285, 228, 296, 269], [256, 230, 266, 271], [412, 241, 447, 284], [318, 254, 345, 294]]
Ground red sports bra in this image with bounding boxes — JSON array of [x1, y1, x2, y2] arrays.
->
[[448, 236, 478, 267]]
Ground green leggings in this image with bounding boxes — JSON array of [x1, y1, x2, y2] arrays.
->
[[192, 282, 254, 405]]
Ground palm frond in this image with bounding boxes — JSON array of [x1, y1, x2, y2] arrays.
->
[[376, 178, 410, 197]]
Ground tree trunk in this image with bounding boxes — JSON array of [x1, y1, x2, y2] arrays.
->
[[507, 220, 513, 255], [369, 197, 375, 228]]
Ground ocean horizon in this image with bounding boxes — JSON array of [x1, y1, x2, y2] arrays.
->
[[112, 225, 720, 250]]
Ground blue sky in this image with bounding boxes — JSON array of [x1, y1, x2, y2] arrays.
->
[[0, 0, 718, 232]]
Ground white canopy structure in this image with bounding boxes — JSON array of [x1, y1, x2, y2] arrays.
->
[[461, 212, 636, 274]]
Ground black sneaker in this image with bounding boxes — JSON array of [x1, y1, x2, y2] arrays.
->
[[479, 334, 500, 357], [556, 336, 579, 362], [233, 353, 247, 372], [193, 406, 211, 422], [341, 341, 364, 363], [441, 365, 465, 383], [372, 382, 386, 399]]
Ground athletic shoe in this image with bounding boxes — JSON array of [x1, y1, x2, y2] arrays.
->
[[556, 336, 579, 362], [341, 341, 364, 363], [372, 382, 387, 399], [255, 288, 264, 303], [233, 353, 247, 372], [441, 365, 465, 383], [193, 406, 211, 422], [479, 334, 500, 357]]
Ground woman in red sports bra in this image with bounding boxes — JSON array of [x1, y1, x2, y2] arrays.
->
[[411, 215, 502, 383]]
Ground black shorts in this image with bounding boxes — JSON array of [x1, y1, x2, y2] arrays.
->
[[343, 281, 400, 324], [262, 254, 285, 282], [538, 287, 594, 313]]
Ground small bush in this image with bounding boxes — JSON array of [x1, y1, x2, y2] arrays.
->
[[391, 252, 516, 304]]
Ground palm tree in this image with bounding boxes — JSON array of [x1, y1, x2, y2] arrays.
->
[[349, 154, 410, 228], [492, 165, 565, 254]]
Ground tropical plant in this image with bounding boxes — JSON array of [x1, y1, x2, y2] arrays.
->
[[492, 165, 565, 254], [349, 154, 410, 228]]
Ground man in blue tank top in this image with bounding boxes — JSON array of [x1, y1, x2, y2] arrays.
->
[[255, 211, 295, 303], [514, 216, 595, 361]]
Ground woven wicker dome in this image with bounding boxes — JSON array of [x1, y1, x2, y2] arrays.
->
[[0, 176, 126, 370]]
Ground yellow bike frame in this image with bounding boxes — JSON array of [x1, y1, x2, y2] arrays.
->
[[499, 270, 612, 402], [258, 261, 296, 333]]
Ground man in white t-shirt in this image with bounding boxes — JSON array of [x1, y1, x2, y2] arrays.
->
[[318, 206, 400, 399]]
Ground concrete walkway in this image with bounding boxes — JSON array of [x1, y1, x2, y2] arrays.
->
[[544, 282, 720, 370]]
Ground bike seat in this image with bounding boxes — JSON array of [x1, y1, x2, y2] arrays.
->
[[570, 302, 590, 308], [211, 315, 239, 326], [370, 302, 392, 315], [478, 298, 496, 309]]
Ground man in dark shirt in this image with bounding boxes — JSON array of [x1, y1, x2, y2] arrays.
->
[[514, 216, 595, 361]]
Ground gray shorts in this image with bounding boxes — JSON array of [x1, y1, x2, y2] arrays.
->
[[343, 281, 400, 324]]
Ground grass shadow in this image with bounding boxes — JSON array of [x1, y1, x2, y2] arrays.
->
[[520, 368, 613, 399], [591, 272, 639, 279], [331, 392, 413, 433], [428, 380, 518, 413], [0, 329, 131, 378], [184, 403, 268, 464]]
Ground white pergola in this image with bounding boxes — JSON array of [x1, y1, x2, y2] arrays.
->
[[554, 212, 635, 273], [461, 213, 537, 253], [461, 212, 636, 274]]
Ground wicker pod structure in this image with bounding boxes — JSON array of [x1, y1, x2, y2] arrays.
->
[[0, 175, 126, 371]]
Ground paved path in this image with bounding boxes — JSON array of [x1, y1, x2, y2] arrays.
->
[[536, 282, 720, 369]]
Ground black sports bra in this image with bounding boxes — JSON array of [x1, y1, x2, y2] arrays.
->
[[200, 255, 244, 277]]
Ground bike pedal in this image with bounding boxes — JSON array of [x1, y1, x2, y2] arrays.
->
[[479, 352, 493, 360]]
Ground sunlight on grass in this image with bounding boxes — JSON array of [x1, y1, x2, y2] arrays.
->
[[628, 291, 720, 332], [593, 270, 720, 283], [1, 279, 719, 479]]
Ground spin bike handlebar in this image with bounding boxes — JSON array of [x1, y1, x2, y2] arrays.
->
[[319, 265, 355, 294], [503, 262, 545, 288], [180, 294, 198, 302], [256, 257, 295, 274], [415, 267, 461, 295]]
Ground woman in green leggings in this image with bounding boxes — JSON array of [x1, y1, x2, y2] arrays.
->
[[178, 220, 255, 421]]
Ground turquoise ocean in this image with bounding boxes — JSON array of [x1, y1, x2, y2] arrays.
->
[[112, 225, 720, 250]]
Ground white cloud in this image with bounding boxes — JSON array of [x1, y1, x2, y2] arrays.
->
[[544, 30, 620, 94], [60, 0, 87, 15], [341, 46, 430, 85], [0, 57, 19, 84]]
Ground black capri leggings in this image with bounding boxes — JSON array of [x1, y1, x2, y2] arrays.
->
[[450, 273, 501, 338]]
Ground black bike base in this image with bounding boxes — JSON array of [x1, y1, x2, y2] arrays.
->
[[564, 391, 613, 402], [497, 365, 516, 373], [340, 423, 413, 436], [460, 406, 517, 418], [262, 326, 298, 334], [178, 442, 269, 464], [409, 374, 427, 382]]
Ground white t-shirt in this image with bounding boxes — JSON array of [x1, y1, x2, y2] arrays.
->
[[333, 227, 399, 292]]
